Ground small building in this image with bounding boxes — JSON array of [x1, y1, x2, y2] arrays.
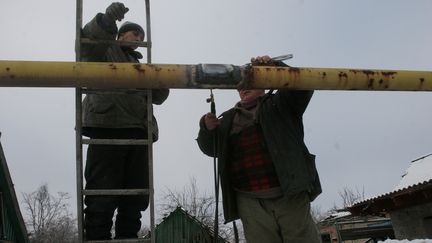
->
[[155, 207, 228, 243], [0, 133, 29, 243], [350, 154, 432, 240], [318, 210, 394, 243]]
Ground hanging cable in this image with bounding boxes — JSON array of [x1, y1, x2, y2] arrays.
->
[[206, 89, 220, 243]]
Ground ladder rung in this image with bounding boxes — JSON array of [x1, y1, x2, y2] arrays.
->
[[83, 189, 150, 196], [82, 138, 150, 145], [81, 38, 149, 48], [81, 88, 145, 95], [86, 238, 150, 243]]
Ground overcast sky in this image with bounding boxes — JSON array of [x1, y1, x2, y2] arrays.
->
[[1, 0, 431, 223]]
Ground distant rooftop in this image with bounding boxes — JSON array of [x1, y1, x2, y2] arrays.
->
[[349, 153, 432, 216], [394, 154, 432, 191]]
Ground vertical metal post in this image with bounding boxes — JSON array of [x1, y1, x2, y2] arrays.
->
[[145, 0, 152, 63], [146, 91, 155, 243], [335, 222, 342, 243], [75, 0, 84, 242], [144, 1, 155, 242], [75, 83, 84, 243]]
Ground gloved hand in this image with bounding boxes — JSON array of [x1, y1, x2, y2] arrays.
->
[[104, 2, 129, 23], [251, 55, 276, 66]]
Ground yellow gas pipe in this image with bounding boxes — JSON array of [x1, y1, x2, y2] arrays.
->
[[0, 60, 431, 91]]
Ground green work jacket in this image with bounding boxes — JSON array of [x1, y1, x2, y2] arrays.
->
[[80, 13, 169, 141], [196, 90, 321, 223]]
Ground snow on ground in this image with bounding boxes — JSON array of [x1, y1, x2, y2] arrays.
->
[[380, 240, 432, 243]]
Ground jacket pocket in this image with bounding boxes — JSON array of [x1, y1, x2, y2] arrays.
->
[[305, 153, 322, 201], [305, 153, 317, 179], [89, 102, 114, 114]]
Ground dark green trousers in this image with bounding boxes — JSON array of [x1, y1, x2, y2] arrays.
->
[[236, 192, 321, 243]]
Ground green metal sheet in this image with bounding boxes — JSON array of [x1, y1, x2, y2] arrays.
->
[[0, 135, 29, 243], [155, 207, 227, 243]]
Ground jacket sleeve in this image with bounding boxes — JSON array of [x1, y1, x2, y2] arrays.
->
[[152, 89, 170, 105], [271, 61, 314, 115], [274, 90, 313, 115], [196, 115, 218, 157], [80, 13, 118, 61]]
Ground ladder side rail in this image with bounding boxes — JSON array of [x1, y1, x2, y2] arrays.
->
[[146, 90, 155, 243], [75, 0, 84, 242], [75, 77, 84, 243], [144, 1, 155, 241], [145, 0, 152, 63]]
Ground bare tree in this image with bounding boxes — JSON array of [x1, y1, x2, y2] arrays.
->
[[22, 184, 77, 243], [310, 204, 330, 223], [338, 186, 365, 208], [158, 177, 244, 242], [159, 177, 214, 226]]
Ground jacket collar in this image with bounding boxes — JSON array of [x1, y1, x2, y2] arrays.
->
[[121, 46, 143, 59]]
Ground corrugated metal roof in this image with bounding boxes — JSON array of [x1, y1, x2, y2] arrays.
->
[[155, 207, 228, 243], [395, 154, 432, 190], [349, 154, 432, 216], [352, 178, 432, 207], [352, 154, 432, 207]]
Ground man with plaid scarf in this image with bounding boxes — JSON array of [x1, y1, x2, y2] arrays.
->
[[197, 56, 322, 243]]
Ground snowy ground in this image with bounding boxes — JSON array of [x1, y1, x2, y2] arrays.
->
[[380, 240, 432, 243]]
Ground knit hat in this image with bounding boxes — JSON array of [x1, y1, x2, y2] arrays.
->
[[118, 21, 145, 38]]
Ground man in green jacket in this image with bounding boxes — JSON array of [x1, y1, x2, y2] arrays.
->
[[81, 2, 169, 240], [197, 56, 321, 243]]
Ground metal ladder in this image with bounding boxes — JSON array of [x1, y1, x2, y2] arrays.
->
[[75, 1, 155, 242]]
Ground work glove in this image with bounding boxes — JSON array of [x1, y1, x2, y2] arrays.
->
[[251, 55, 276, 66], [104, 2, 129, 23]]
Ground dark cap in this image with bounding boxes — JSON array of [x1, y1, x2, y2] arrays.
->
[[118, 21, 145, 38]]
